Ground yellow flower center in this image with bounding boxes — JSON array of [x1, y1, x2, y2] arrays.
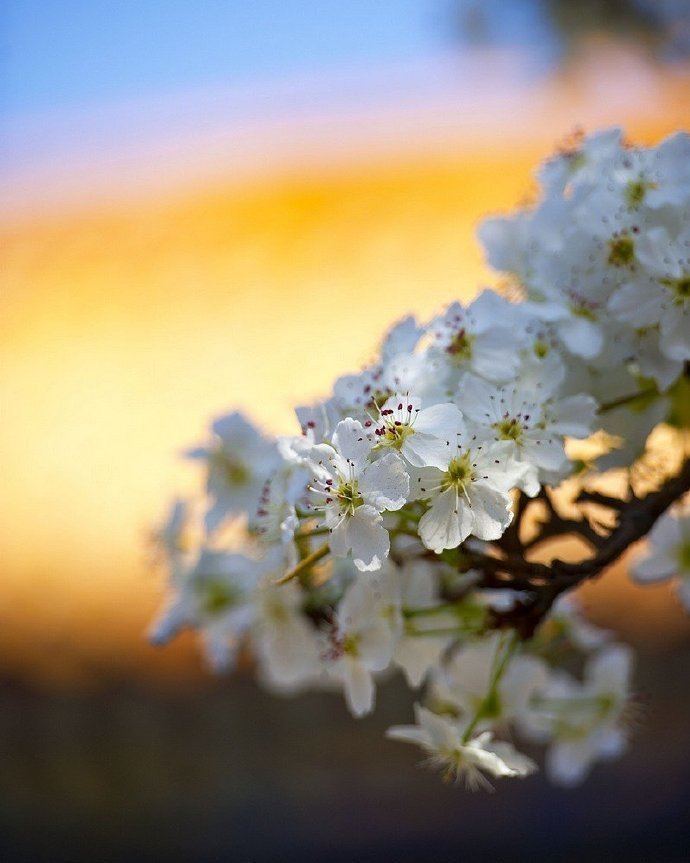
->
[[441, 453, 474, 492], [198, 579, 241, 616], [608, 234, 635, 268]]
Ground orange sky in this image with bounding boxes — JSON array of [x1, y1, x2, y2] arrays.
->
[[2, 51, 690, 686]]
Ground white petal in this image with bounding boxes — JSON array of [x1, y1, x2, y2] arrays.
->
[[548, 394, 598, 438], [467, 482, 513, 541], [359, 620, 396, 671], [403, 433, 454, 470], [557, 316, 603, 359], [385, 724, 429, 747], [481, 741, 538, 778], [330, 505, 390, 572], [332, 418, 372, 470], [394, 637, 448, 688], [418, 488, 471, 552], [587, 644, 632, 694], [660, 306, 690, 361], [359, 452, 409, 511], [632, 549, 677, 583], [343, 658, 375, 717], [609, 281, 665, 328], [473, 329, 522, 380], [547, 741, 592, 787], [414, 402, 465, 438], [381, 315, 422, 360]]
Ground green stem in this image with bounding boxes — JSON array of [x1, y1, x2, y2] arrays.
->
[[403, 604, 454, 619], [405, 626, 467, 638], [275, 543, 329, 586], [296, 525, 330, 538], [598, 387, 658, 414], [461, 632, 518, 743]]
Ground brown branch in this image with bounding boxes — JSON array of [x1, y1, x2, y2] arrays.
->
[[520, 486, 605, 552], [470, 456, 690, 639], [575, 489, 627, 510]]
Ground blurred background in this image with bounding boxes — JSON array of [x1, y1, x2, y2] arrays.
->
[[2, 2, 690, 860]]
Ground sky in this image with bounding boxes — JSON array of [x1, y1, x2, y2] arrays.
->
[[0, 0, 562, 214], [2, 1, 452, 116], [1, 1, 566, 118]]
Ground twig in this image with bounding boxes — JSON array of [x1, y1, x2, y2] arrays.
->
[[471, 456, 690, 638], [275, 543, 329, 585], [575, 489, 627, 510]]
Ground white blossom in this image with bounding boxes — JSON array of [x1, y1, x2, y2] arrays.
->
[[459, 374, 596, 493], [608, 224, 690, 362], [632, 508, 690, 611], [148, 127, 690, 791], [327, 573, 401, 716], [253, 578, 323, 692], [525, 645, 634, 787], [149, 549, 263, 672], [187, 411, 279, 533], [427, 292, 526, 385], [308, 418, 409, 571], [412, 438, 517, 552], [372, 394, 465, 470], [386, 705, 537, 790], [431, 632, 549, 731], [393, 560, 455, 687]]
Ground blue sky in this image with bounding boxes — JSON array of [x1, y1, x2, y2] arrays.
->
[[1, 1, 562, 118], [2, 1, 453, 116]]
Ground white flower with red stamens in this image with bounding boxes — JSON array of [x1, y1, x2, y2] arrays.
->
[[458, 375, 596, 493], [308, 418, 409, 571], [428, 292, 526, 385], [411, 437, 517, 552], [372, 394, 464, 470]]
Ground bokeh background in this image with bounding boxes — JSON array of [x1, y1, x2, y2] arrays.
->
[[2, 2, 690, 860]]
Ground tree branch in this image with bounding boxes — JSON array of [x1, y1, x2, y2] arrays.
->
[[469, 456, 690, 638]]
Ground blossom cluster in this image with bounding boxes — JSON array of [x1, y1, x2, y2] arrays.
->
[[150, 129, 690, 790]]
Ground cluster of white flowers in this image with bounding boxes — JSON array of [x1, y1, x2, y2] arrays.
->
[[150, 129, 690, 790]]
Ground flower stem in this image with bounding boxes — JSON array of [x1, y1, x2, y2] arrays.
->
[[598, 387, 658, 414], [461, 631, 517, 743], [275, 543, 329, 585]]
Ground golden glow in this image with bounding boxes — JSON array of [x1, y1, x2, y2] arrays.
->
[[2, 77, 689, 684]]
